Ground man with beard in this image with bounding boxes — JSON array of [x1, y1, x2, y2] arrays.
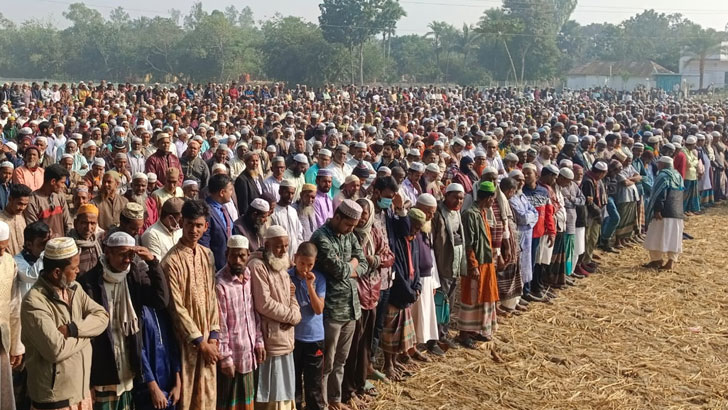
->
[[215, 235, 265, 410], [163, 200, 220, 410], [249, 226, 301, 410], [152, 167, 183, 212], [24, 164, 73, 238], [12, 145, 44, 191], [270, 180, 304, 262], [201, 174, 236, 271], [0, 161, 14, 210], [283, 154, 308, 202], [180, 140, 209, 190], [77, 231, 168, 409], [310, 200, 367, 410], [233, 198, 270, 255], [333, 175, 361, 211], [68, 203, 105, 275], [125, 172, 158, 231], [296, 184, 317, 241], [145, 133, 184, 189], [313, 169, 334, 230], [263, 156, 287, 202], [235, 152, 263, 217], [21, 237, 109, 410], [93, 170, 129, 231], [182, 180, 199, 200], [142, 197, 183, 261]]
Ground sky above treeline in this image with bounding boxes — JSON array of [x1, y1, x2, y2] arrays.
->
[[5, 0, 728, 34]]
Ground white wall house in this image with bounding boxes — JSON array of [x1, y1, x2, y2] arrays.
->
[[679, 43, 728, 90], [566, 61, 674, 91]]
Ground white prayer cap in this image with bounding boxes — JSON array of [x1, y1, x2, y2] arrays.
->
[[182, 180, 198, 188], [0, 220, 8, 241], [445, 183, 464, 194], [319, 149, 332, 158], [19, 127, 33, 136], [35, 136, 48, 145], [543, 164, 560, 175], [266, 145, 277, 153], [559, 159, 573, 169], [82, 141, 96, 149], [44, 237, 79, 260], [416, 193, 437, 207], [354, 142, 367, 149], [294, 154, 308, 164], [131, 137, 142, 143], [407, 148, 421, 157], [508, 169, 523, 178], [474, 149, 487, 158], [664, 143, 676, 151], [697, 133, 706, 140], [227, 235, 249, 250], [685, 136, 697, 145], [559, 168, 574, 180], [672, 135, 683, 144], [482, 166, 497, 176], [280, 179, 296, 188], [658, 156, 674, 166], [264, 225, 288, 239], [93, 158, 106, 167], [271, 156, 285, 165], [594, 161, 608, 172], [522, 163, 538, 172], [4, 142, 17, 153], [61, 153, 73, 161], [132, 172, 148, 181], [409, 162, 425, 173], [147, 172, 158, 183], [504, 153, 519, 162], [566, 134, 579, 144], [378, 166, 391, 176], [452, 137, 466, 147], [250, 198, 270, 213], [337, 199, 363, 220], [0, 161, 14, 170], [211, 163, 228, 174], [425, 163, 440, 173], [106, 231, 136, 247]]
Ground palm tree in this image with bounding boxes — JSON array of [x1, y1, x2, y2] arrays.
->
[[425, 21, 448, 73], [682, 26, 726, 90], [477, 9, 522, 85], [456, 23, 481, 66]]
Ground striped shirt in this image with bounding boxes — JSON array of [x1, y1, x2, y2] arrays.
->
[[215, 265, 264, 374]]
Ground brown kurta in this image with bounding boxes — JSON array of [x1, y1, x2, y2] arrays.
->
[[0, 211, 25, 256], [162, 242, 220, 410], [24, 191, 73, 238], [92, 193, 128, 231]]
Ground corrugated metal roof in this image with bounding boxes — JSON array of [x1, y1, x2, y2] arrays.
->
[[568, 61, 674, 77]]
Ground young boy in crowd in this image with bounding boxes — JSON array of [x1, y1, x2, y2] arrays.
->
[[289, 242, 326, 410]]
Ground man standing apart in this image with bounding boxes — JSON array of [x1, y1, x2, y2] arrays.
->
[[249, 226, 301, 410], [21, 237, 109, 410], [163, 200, 220, 410], [643, 156, 684, 271], [310, 200, 367, 410], [216, 235, 265, 410]]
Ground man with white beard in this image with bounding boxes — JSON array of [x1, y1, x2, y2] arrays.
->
[[249, 225, 301, 410], [296, 184, 318, 241], [124, 172, 158, 229], [270, 180, 304, 262], [233, 198, 270, 253]]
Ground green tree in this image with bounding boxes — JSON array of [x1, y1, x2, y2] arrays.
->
[[682, 25, 726, 89]]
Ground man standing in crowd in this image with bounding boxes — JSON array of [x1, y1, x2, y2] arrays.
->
[[163, 200, 220, 410], [311, 200, 367, 410], [250, 226, 300, 410], [643, 156, 684, 271], [270, 180, 304, 262], [1, 184, 31, 256], [21, 237, 109, 410], [24, 164, 72, 238], [93, 171, 129, 231], [78, 231, 167, 408], [235, 152, 263, 216], [145, 133, 183, 189], [141, 197, 183, 261]]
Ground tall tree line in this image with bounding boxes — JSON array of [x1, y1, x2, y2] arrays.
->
[[0, 2, 724, 86]]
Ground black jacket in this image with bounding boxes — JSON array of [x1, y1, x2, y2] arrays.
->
[[78, 258, 168, 387], [234, 171, 262, 216]]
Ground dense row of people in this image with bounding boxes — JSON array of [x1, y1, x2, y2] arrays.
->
[[0, 81, 720, 410]]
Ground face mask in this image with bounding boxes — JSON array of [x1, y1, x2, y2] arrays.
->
[[378, 197, 393, 209]]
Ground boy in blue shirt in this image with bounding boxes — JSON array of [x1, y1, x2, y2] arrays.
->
[[289, 242, 326, 410]]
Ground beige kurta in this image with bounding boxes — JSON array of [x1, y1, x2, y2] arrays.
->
[[92, 193, 129, 231], [0, 211, 25, 257], [162, 242, 220, 410]]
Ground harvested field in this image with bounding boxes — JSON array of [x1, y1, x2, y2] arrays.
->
[[370, 206, 728, 410]]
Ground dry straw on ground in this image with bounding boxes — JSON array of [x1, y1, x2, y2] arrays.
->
[[370, 206, 728, 410]]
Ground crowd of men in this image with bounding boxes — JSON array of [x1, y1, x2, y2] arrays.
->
[[0, 80, 720, 410]]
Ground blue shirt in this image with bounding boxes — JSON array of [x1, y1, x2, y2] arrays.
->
[[288, 267, 326, 343], [135, 306, 181, 402]]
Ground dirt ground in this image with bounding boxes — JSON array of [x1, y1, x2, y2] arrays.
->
[[370, 206, 728, 410]]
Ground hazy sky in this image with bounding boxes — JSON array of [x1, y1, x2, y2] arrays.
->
[[3, 0, 727, 34]]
